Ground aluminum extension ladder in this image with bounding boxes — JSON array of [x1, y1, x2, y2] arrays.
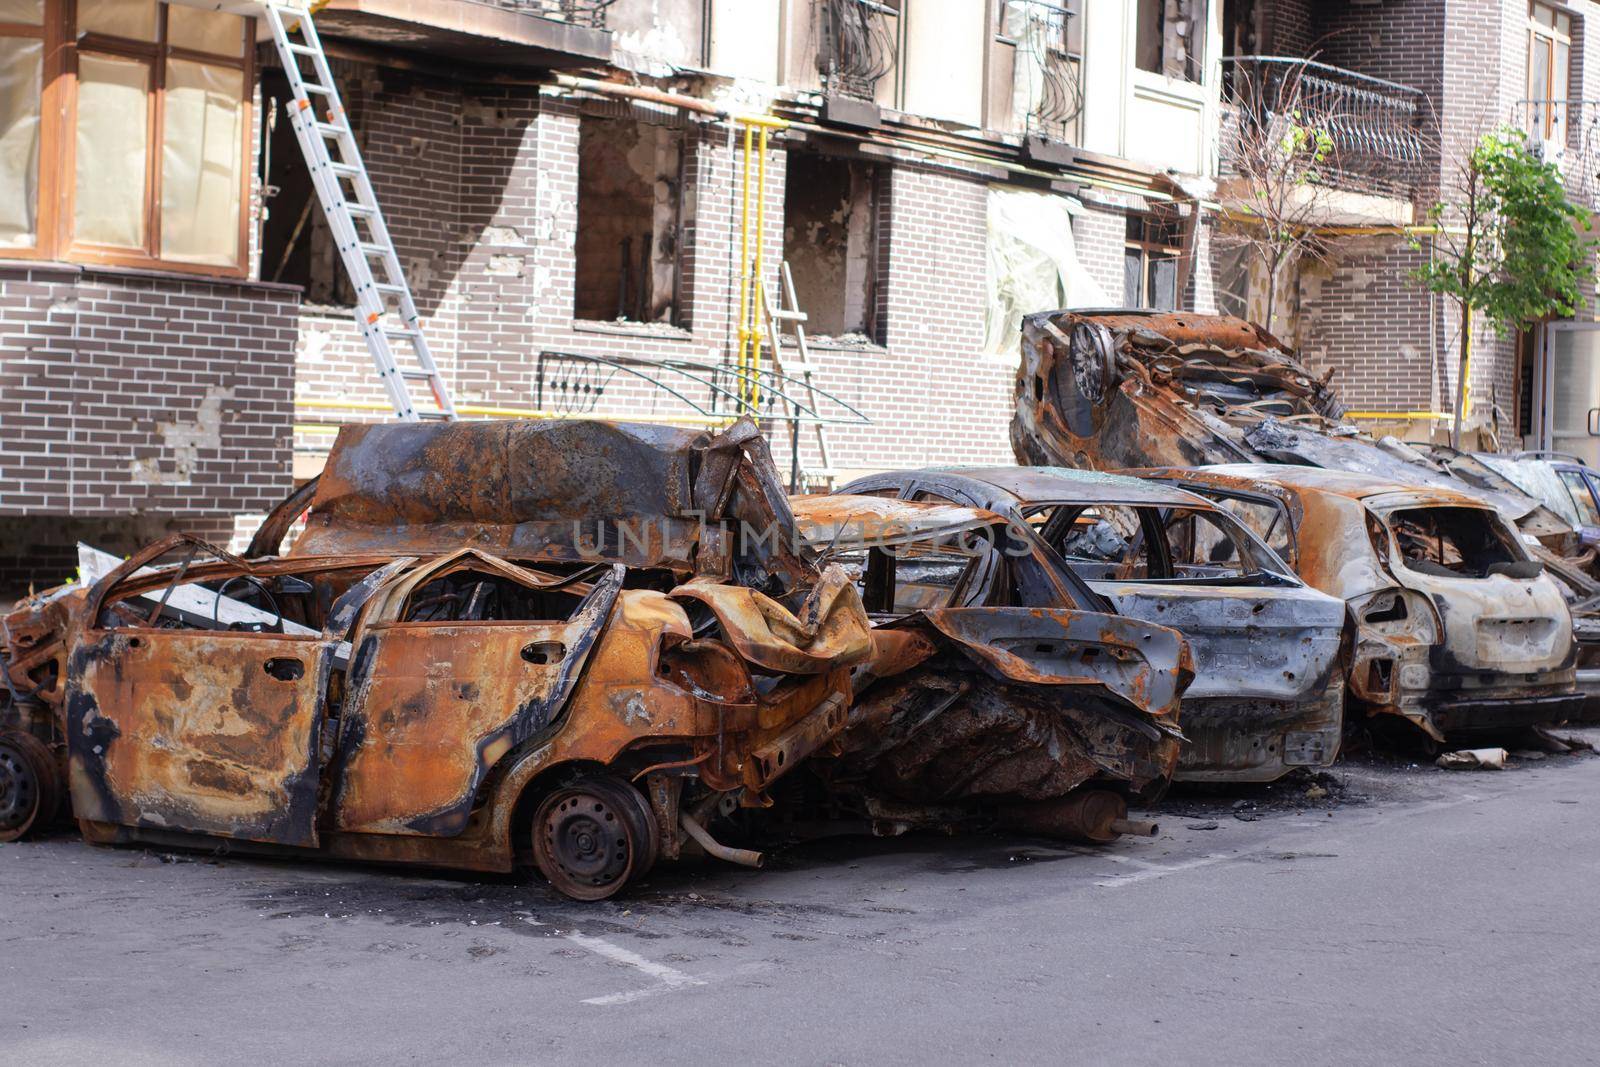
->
[[762, 261, 834, 489], [254, 1, 457, 421]]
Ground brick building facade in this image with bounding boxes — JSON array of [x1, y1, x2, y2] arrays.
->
[[5, 0, 1598, 596]]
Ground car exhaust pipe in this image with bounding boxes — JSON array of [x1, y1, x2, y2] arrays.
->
[[999, 790, 1155, 845], [680, 808, 764, 868]]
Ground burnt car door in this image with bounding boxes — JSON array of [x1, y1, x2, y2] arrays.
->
[[66, 539, 342, 848], [330, 550, 623, 837]]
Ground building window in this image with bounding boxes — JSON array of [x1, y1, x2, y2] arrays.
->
[[1526, 2, 1572, 141], [1135, 0, 1206, 83], [0, 0, 253, 273], [574, 112, 685, 325], [999, 0, 1085, 144], [782, 151, 879, 341], [1125, 214, 1182, 309]]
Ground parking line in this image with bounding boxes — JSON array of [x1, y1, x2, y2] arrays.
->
[[568, 931, 707, 1006]]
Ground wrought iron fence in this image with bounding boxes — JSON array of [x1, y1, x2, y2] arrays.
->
[[1002, 0, 1083, 142], [1513, 99, 1600, 207], [817, 0, 898, 101], [1221, 56, 1428, 198], [518, 0, 614, 29]]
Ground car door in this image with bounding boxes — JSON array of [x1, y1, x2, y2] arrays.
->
[[331, 551, 623, 837], [66, 538, 341, 848]]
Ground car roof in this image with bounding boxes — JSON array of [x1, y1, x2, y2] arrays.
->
[[789, 493, 1003, 546], [864, 466, 1217, 508], [1149, 463, 1495, 506]]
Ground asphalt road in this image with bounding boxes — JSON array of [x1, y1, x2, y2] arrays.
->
[[3, 736, 1598, 1066]]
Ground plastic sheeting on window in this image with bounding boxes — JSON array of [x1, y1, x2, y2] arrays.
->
[[0, 1, 43, 25], [78, 0, 158, 41], [75, 53, 150, 250], [982, 185, 1108, 362], [0, 36, 42, 249], [168, 7, 246, 57], [160, 59, 244, 267]]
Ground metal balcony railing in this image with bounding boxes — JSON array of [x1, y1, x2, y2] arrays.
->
[[817, 0, 898, 101], [519, 0, 614, 29], [1514, 100, 1600, 206], [1221, 56, 1428, 198], [1004, 0, 1083, 143]]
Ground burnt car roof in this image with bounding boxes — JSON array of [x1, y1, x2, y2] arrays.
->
[[1151, 464, 1503, 508], [789, 494, 1004, 545], [275, 417, 810, 584], [902, 465, 1220, 508]]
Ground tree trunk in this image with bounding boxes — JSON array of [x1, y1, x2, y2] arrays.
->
[[1451, 301, 1472, 449]]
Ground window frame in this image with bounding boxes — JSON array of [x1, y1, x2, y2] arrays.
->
[[1, 0, 255, 277], [1526, 1, 1572, 141], [1124, 213, 1183, 309]]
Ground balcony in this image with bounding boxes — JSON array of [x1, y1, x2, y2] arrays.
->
[[817, 0, 898, 102], [520, 0, 614, 29], [1221, 56, 1428, 200], [1005, 0, 1083, 149], [1514, 100, 1600, 206]]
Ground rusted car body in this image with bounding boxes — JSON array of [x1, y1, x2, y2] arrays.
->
[[1010, 308, 1570, 540], [788, 494, 1190, 840], [0, 419, 874, 900], [836, 469, 1349, 782], [1143, 465, 1583, 744]]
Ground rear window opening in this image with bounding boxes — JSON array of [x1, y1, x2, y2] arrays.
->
[[1386, 507, 1532, 580], [402, 568, 588, 623]]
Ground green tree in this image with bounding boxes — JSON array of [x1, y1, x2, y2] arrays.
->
[[1412, 127, 1593, 446]]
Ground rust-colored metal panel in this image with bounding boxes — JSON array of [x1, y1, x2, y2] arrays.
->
[[65, 630, 326, 847], [332, 564, 621, 836]]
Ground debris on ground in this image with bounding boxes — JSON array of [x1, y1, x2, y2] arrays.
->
[[1436, 748, 1508, 770]]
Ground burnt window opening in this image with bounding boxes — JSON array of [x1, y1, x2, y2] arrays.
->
[[1136, 0, 1207, 83], [1125, 214, 1183, 310], [402, 569, 586, 623], [574, 113, 686, 325], [1386, 507, 1527, 579], [259, 67, 357, 306], [782, 152, 880, 341]]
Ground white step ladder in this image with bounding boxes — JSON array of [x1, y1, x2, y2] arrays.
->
[[762, 262, 834, 488], [245, 1, 456, 421]]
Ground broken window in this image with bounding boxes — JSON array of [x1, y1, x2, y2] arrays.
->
[[1385, 507, 1527, 579], [781, 151, 879, 341], [1135, 0, 1205, 83], [259, 66, 356, 304], [1124, 214, 1182, 309], [574, 112, 685, 324], [401, 567, 587, 623]]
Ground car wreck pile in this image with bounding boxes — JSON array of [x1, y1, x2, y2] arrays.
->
[[1, 418, 1191, 899], [2, 308, 1593, 902]]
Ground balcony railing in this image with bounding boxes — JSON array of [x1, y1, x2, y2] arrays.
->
[[1221, 56, 1429, 198], [1514, 100, 1600, 206], [1004, 0, 1083, 143], [817, 0, 898, 101], [519, 0, 614, 29]]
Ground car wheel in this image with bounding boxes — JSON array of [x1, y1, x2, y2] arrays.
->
[[0, 731, 60, 842], [531, 777, 659, 901]]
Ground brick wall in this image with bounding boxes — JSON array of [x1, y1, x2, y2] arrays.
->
[[0, 263, 297, 594]]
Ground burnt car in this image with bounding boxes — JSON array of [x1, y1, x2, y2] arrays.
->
[[788, 494, 1190, 842], [1142, 465, 1583, 746], [835, 468, 1348, 783], [1011, 308, 1571, 542], [0, 419, 873, 901]]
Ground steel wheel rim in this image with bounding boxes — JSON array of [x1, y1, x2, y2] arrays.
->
[[0, 744, 40, 835], [538, 789, 634, 898]]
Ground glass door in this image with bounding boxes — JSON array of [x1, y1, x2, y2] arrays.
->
[[1541, 322, 1600, 466]]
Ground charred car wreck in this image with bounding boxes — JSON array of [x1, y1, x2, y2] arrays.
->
[[836, 469, 1349, 782], [1146, 466, 1582, 745], [1, 420, 873, 900], [788, 495, 1189, 842]]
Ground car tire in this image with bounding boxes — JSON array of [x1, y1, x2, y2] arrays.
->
[[0, 730, 61, 842], [531, 776, 660, 901]]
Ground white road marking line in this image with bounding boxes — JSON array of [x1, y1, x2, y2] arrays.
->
[[567, 931, 707, 1006], [1095, 852, 1233, 888]]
